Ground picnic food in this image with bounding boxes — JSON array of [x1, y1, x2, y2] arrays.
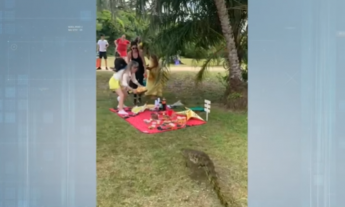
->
[[136, 86, 147, 93], [151, 112, 159, 120], [144, 119, 152, 124]]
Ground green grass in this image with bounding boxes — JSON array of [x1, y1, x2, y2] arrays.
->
[[97, 71, 247, 207]]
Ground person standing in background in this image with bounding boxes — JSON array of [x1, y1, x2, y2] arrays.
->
[[133, 36, 146, 84], [97, 34, 109, 70], [127, 41, 146, 105], [115, 34, 130, 62]]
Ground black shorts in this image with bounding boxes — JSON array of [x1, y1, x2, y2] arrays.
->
[[99, 51, 107, 59]]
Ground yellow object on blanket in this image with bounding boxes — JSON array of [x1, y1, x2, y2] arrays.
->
[[131, 104, 147, 114], [176, 107, 204, 121], [145, 104, 156, 110]]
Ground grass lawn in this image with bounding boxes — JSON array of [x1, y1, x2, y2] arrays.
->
[[97, 71, 247, 207]]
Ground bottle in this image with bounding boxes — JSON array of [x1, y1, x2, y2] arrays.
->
[[157, 98, 162, 111], [162, 98, 167, 111], [154, 100, 159, 111]]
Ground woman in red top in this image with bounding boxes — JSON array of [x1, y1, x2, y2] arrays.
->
[[114, 35, 130, 62]]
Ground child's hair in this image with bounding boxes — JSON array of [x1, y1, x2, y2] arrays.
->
[[127, 61, 139, 71], [114, 57, 127, 72], [114, 51, 121, 58]]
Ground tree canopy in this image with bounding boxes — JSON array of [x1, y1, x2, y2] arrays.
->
[[96, 0, 248, 108], [96, 8, 149, 55]]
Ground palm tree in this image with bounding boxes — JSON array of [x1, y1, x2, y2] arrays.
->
[[213, 0, 244, 96], [136, 0, 247, 107]]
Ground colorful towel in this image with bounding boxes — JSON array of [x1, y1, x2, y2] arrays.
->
[[109, 108, 206, 134]]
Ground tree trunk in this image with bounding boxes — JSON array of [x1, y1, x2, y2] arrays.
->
[[214, 0, 246, 109], [214, 0, 242, 81]]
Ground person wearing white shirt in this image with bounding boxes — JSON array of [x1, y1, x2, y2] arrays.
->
[[108, 60, 144, 115], [97, 34, 109, 70]]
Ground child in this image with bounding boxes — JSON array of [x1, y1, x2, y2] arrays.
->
[[108, 60, 144, 115], [113, 57, 127, 72], [112, 57, 128, 107]]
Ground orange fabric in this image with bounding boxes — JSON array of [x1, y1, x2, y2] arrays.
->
[[96, 58, 101, 68]]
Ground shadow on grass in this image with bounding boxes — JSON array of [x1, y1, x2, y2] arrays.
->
[[97, 71, 247, 207]]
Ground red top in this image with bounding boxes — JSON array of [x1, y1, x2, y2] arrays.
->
[[116, 38, 130, 53]]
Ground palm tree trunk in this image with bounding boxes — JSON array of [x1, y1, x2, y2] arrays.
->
[[213, 0, 243, 94]]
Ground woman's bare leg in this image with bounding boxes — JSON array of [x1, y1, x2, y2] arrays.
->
[[122, 88, 128, 103], [115, 88, 125, 110]]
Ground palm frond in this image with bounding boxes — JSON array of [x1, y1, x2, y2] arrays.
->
[[135, 0, 248, 83], [195, 44, 227, 83], [115, 17, 125, 28]]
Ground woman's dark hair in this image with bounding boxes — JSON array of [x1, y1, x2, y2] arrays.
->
[[114, 57, 127, 72], [130, 41, 138, 47], [134, 36, 141, 44]]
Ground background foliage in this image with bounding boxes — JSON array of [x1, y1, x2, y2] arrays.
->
[[96, 9, 149, 55], [96, 0, 248, 99]]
